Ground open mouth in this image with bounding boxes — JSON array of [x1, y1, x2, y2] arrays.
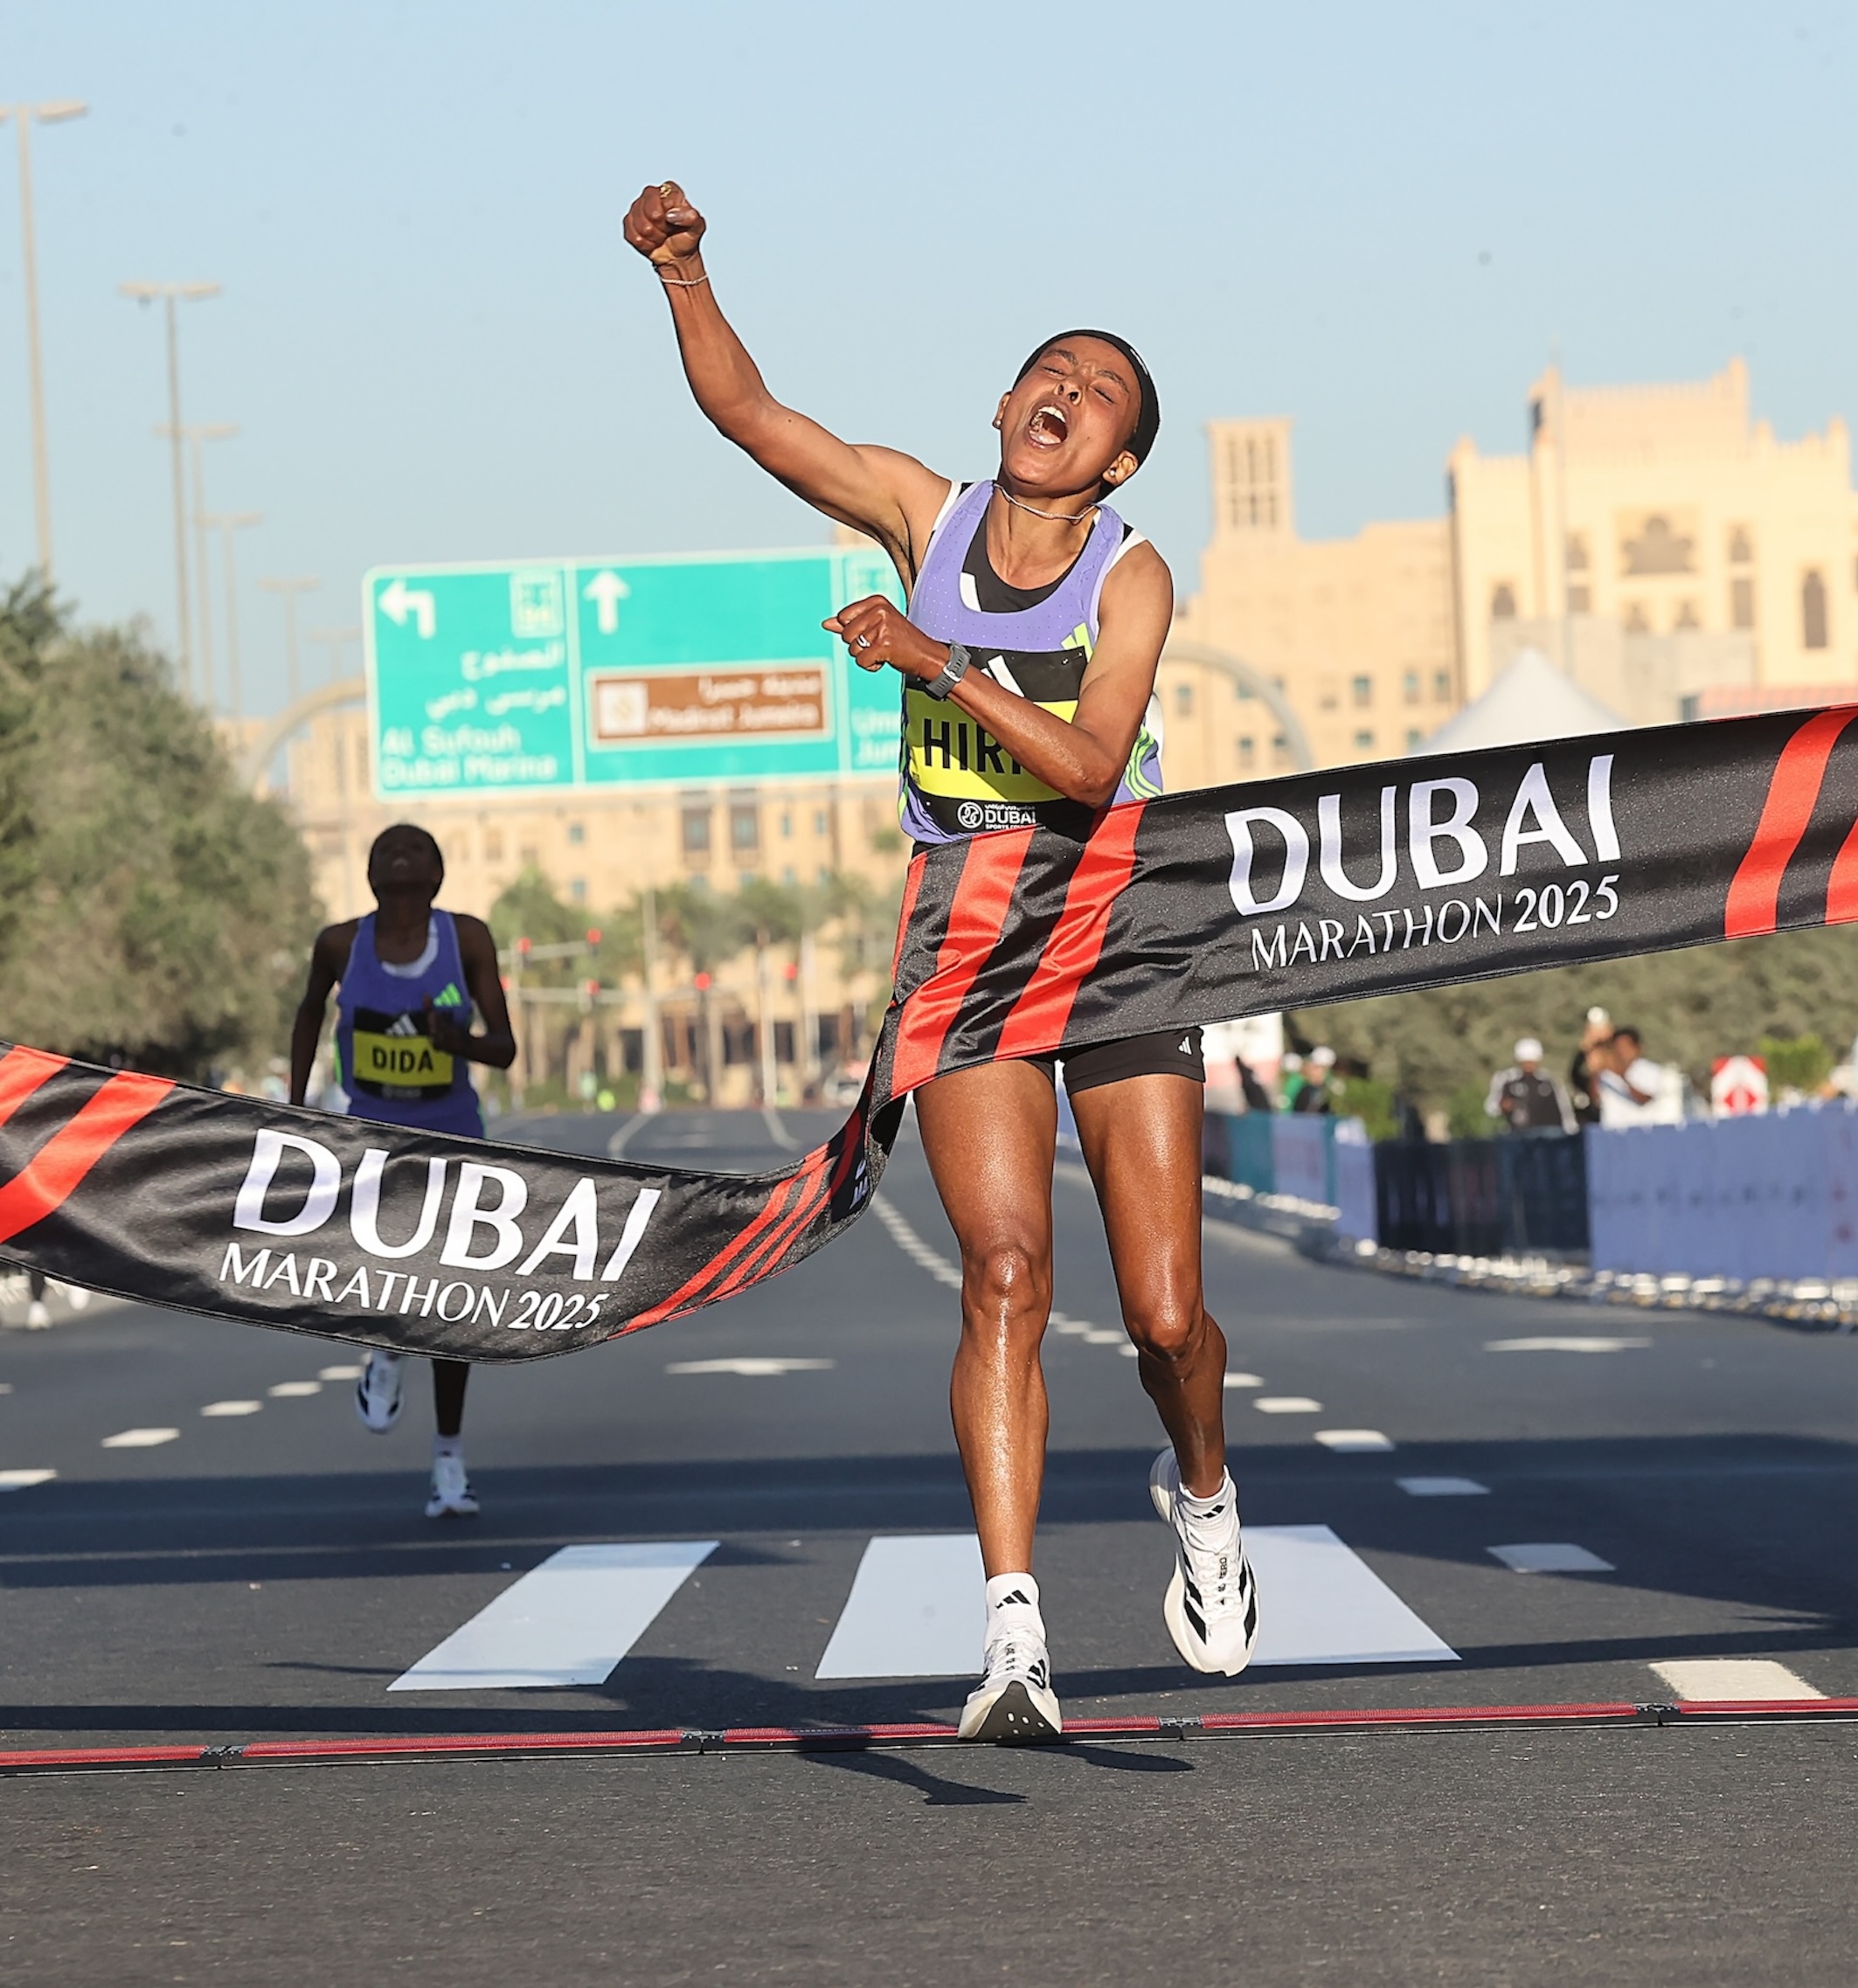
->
[[1026, 402, 1070, 447]]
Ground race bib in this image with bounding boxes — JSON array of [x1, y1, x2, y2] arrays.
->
[[350, 1009, 454, 1098]]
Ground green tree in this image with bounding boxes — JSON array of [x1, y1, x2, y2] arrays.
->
[[0, 577, 317, 1078]]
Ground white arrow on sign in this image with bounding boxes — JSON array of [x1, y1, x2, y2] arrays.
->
[[378, 578, 436, 639], [583, 570, 630, 635]]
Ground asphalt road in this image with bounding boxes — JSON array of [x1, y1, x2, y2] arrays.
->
[[3, 1105, 1857, 1984]]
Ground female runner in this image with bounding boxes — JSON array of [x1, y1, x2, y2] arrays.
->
[[290, 824, 516, 1518], [625, 182, 1257, 1741]]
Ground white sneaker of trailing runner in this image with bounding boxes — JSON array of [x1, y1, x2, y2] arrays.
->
[[958, 1580, 1063, 1743], [354, 1350, 404, 1432], [1149, 1449, 1258, 1677], [425, 1447, 479, 1520], [24, 1299, 50, 1329]]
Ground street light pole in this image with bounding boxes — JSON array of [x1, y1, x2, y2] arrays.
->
[[258, 577, 319, 703], [202, 511, 262, 717], [307, 625, 362, 686], [120, 278, 221, 692], [156, 420, 236, 707], [2, 100, 87, 578]]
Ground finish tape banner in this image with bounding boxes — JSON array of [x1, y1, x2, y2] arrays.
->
[[3, 704, 1856, 1361]]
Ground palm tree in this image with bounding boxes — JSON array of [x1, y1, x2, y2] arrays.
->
[[655, 882, 752, 1102]]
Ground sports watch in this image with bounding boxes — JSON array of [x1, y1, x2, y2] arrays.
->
[[923, 641, 973, 701]]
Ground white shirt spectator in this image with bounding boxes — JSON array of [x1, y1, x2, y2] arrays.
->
[[1598, 1056, 1683, 1126]]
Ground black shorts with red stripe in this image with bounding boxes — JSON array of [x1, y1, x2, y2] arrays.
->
[[1022, 1027, 1205, 1096]]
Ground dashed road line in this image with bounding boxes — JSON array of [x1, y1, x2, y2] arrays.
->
[[1314, 1429, 1395, 1452], [1487, 1542, 1614, 1574], [1398, 1476, 1489, 1497], [0, 1468, 54, 1490], [1650, 1658, 1823, 1701], [267, 1381, 322, 1398], [1254, 1396, 1323, 1415], [200, 1401, 262, 1417], [665, 1358, 835, 1377], [101, 1428, 179, 1449]]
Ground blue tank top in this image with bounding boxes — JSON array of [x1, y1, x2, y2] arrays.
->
[[335, 911, 484, 1137], [900, 478, 1163, 845]]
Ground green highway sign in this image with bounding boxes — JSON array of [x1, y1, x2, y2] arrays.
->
[[364, 547, 906, 799]]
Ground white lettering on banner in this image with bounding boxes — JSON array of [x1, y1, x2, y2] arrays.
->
[[350, 1152, 450, 1259], [1409, 779, 1487, 890], [1244, 876, 1622, 974], [1318, 788, 1398, 902], [1500, 764, 1588, 875], [601, 1188, 664, 1281], [1225, 807, 1309, 915], [441, 1164, 530, 1270], [1588, 754, 1620, 862], [221, 1243, 272, 1285], [516, 1177, 601, 1279], [233, 1131, 341, 1236]]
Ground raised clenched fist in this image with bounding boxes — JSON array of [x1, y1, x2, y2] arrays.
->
[[623, 181, 707, 268]]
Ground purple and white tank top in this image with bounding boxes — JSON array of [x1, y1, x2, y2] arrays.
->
[[334, 910, 484, 1137], [899, 478, 1162, 845]]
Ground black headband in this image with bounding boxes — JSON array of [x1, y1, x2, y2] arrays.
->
[[1014, 329, 1161, 474]]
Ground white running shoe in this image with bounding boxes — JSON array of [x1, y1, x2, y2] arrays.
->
[[425, 1448, 479, 1520], [24, 1299, 50, 1330], [958, 1584, 1063, 1742], [1150, 1448, 1259, 1676], [354, 1350, 404, 1432]]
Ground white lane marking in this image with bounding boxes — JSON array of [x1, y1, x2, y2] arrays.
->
[[1399, 1477, 1489, 1497], [1485, 1337, 1653, 1354], [1487, 1541, 1614, 1574], [1254, 1396, 1323, 1414], [0, 1382, 12, 1394], [318, 1364, 364, 1381], [1314, 1430, 1395, 1452], [101, 1428, 179, 1449], [389, 1541, 718, 1691], [1249, 1525, 1459, 1666], [1224, 1372, 1265, 1389], [664, 1358, 835, 1377], [200, 1401, 263, 1417], [762, 1107, 800, 1152], [1120, 1344, 1140, 1357], [267, 1381, 322, 1398], [815, 1526, 1458, 1678], [1081, 1329, 1125, 1346], [605, 1111, 656, 1160], [1649, 1659, 1824, 1702], [0, 1468, 55, 1490], [815, 1534, 985, 1680]]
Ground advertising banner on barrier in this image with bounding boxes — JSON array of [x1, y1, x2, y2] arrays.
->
[[4, 703, 1858, 1359]]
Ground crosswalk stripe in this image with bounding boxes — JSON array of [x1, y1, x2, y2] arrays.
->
[[1248, 1526, 1458, 1666], [813, 1526, 1457, 1680], [1649, 1658, 1823, 1701], [815, 1534, 985, 1680], [388, 1541, 718, 1692]]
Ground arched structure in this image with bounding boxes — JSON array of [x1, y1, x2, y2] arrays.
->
[[1158, 639, 1314, 774], [239, 675, 366, 791]]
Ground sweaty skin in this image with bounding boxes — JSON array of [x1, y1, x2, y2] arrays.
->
[[624, 186, 1230, 1565]]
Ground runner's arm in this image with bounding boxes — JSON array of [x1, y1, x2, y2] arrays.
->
[[622, 182, 948, 585], [825, 542, 1175, 809], [428, 916, 517, 1070], [289, 923, 357, 1107]]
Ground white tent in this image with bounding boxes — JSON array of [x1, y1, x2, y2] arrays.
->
[[1415, 647, 1626, 756]]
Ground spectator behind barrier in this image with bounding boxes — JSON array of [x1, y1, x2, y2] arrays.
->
[[1569, 1005, 1610, 1126], [1596, 1026, 1685, 1127], [1486, 1036, 1577, 1134], [1292, 1045, 1336, 1115]]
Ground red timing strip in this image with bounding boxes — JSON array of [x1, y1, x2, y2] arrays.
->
[[891, 828, 1035, 1095], [1723, 707, 1858, 939], [994, 801, 1145, 1061], [5, 1701, 1856, 1774], [0, 1046, 69, 1129], [0, 1070, 173, 1246]]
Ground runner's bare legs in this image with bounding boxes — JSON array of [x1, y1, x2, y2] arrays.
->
[[917, 1063, 1228, 1576]]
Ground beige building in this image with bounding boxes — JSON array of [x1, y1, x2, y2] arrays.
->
[[1167, 418, 1462, 778], [1450, 359, 1858, 710]]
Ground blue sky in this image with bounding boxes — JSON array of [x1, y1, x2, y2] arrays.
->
[[1, 0, 1853, 715]]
